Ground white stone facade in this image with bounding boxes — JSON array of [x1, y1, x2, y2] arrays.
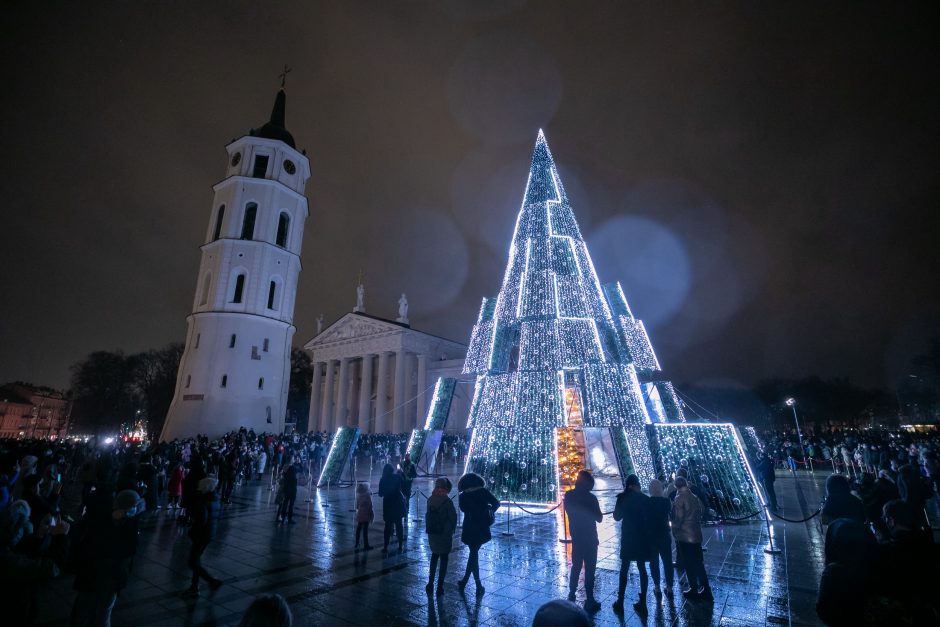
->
[[304, 313, 470, 434], [162, 94, 310, 441]]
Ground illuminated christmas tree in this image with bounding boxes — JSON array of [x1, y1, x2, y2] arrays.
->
[[463, 131, 762, 514]]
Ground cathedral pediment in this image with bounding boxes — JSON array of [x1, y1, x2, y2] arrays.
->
[[306, 313, 403, 348]]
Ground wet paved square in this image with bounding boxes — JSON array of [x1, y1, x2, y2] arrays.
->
[[35, 462, 830, 626]]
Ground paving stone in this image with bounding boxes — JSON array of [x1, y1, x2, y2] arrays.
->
[[33, 462, 833, 626]]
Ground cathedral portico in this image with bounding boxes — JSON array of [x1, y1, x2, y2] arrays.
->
[[303, 311, 467, 434]]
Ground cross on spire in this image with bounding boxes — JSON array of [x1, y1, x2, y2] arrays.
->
[[279, 64, 292, 89]]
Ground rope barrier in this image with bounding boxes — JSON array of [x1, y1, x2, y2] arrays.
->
[[720, 510, 762, 522], [768, 505, 823, 523], [508, 500, 562, 515]]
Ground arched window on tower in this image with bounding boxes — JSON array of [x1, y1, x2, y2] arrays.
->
[[212, 205, 225, 240], [267, 280, 279, 310], [232, 273, 246, 303], [241, 203, 257, 240], [276, 212, 290, 247], [199, 273, 212, 306]]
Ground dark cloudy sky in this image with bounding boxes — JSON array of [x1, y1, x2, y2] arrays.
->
[[1, 2, 938, 392]]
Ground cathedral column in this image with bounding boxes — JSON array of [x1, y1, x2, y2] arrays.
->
[[336, 358, 351, 428], [321, 359, 336, 432], [308, 361, 322, 432], [376, 352, 390, 433], [358, 354, 374, 433], [416, 353, 428, 429], [393, 350, 407, 434]]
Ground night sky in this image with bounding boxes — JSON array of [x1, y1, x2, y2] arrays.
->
[[2, 2, 938, 392]]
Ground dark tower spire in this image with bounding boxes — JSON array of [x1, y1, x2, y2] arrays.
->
[[253, 88, 295, 148]]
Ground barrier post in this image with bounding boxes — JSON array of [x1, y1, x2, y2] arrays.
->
[[558, 502, 572, 544], [763, 508, 781, 555], [500, 503, 514, 537]]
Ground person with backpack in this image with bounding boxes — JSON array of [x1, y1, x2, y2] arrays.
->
[[424, 477, 457, 596], [457, 472, 500, 595]]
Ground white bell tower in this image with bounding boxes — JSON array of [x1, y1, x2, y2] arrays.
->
[[162, 87, 310, 441]]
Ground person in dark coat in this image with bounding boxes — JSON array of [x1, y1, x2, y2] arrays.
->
[[874, 499, 938, 622], [70, 489, 141, 627], [757, 454, 778, 510], [612, 474, 652, 616], [185, 477, 223, 596], [896, 463, 931, 531], [866, 469, 899, 536], [563, 470, 602, 612], [137, 456, 159, 513], [399, 454, 418, 525], [821, 474, 865, 525], [457, 472, 500, 595], [276, 456, 301, 524], [424, 477, 457, 596], [180, 455, 206, 523], [378, 463, 405, 555], [646, 479, 673, 599], [816, 517, 877, 626]]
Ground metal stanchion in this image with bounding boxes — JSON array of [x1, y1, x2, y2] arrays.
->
[[558, 502, 572, 544], [500, 504, 514, 537], [763, 507, 781, 555]]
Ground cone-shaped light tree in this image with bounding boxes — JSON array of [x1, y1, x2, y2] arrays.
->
[[462, 131, 692, 504]]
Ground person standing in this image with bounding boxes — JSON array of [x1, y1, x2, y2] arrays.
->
[[612, 474, 652, 616], [70, 489, 142, 626], [457, 472, 500, 595], [276, 456, 300, 524], [564, 470, 603, 612], [647, 479, 674, 600], [354, 482, 374, 550], [758, 453, 779, 511], [424, 477, 458, 596], [185, 477, 223, 596], [399, 454, 418, 526], [378, 464, 406, 555], [671, 477, 712, 601]]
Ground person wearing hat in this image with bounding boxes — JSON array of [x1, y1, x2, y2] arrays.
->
[[185, 477, 223, 596], [612, 474, 652, 616], [670, 476, 712, 601]]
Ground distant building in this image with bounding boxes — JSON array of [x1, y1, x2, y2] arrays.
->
[[0, 383, 71, 439], [161, 87, 310, 441]]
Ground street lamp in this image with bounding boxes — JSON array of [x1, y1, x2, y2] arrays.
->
[[785, 398, 812, 472]]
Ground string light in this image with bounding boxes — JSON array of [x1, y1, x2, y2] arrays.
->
[[458, 131, 751, 506], [653, 423, 762, 516], [318, 426, 358, 486]]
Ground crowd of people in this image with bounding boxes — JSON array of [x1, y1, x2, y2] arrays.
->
[[1, 424, 938, 625], [753, 427, 940, 624]]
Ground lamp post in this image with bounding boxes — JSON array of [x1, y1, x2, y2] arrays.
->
[[785, 398, 812, 472]]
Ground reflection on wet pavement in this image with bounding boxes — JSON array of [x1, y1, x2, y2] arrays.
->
[[35, 462, 829, 626]]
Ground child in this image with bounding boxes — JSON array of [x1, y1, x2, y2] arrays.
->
[[167, 460, 185, 510], [355, 482, 374, 550], [425, 477, 458, 595]]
